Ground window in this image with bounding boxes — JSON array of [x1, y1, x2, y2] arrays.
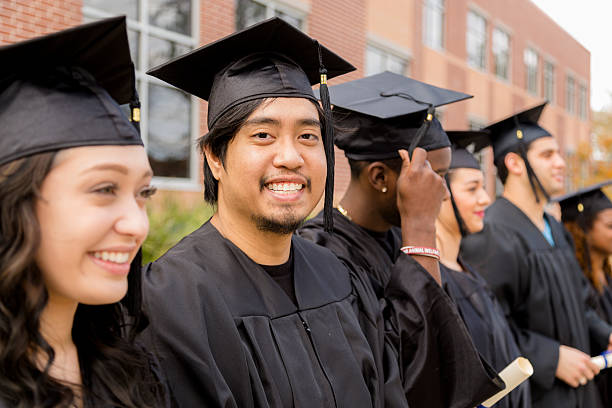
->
[[566, 75, 575, 114], [468, 119, 485, 130], [365, 44, 409, 76], [467, 118, 487, 167], [578, 83, 587, 120], [543, 61, 555, 103], [83, 0, 199, 188], [466, 10, 487, 70], [492, 28, 510, 80], [423, 0, 444, 50], [236, 0, 305, 30], [434, 109, 444, 125], [524, 48, 538, 95]]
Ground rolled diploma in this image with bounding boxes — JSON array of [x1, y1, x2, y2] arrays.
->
[[591, 351, 612, 370], [480, 357, 534, 408]]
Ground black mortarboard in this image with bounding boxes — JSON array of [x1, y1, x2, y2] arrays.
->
[[326, 71, 471, 160], [486, 102, 551, 202], [486, 103, 550, 164], [147, 17, 355, 233], [147, 17, 354, 129], [557, 181, 612, 225], [0, 16, 141, 167], [448, 130, 491, 170], [444, 130, 491, 237], [333, 108, 450, 159], [327, 71, 471, 119]]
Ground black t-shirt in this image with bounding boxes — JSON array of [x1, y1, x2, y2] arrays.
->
[[259, 250, 297, 305]]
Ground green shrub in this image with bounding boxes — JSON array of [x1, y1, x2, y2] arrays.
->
[[142, 196, 214, 263]]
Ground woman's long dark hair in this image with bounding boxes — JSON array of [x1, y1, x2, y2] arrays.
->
[[0, 152, 164, 407], [565, 218, 612, 294]]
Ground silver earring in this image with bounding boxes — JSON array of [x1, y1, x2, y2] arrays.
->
[[382, 187, 388, 193]]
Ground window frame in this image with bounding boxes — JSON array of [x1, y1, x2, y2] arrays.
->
[[422, 0, 445, 50], [235, 0, 309, 31], [491, 26, 510, 81], [524, 47, 539, 95], [83, 1, 201, 191], [466, 9, 487, 71], [578, 82, 587, 120], [543, 59, 555, 103], [365, 34, 412, 77], [566, 74, 576, 115]]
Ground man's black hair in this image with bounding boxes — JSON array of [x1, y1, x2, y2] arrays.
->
[[494, 139, 538, 185], [198, 98, 328, 204], [347, 157, 403, 180]]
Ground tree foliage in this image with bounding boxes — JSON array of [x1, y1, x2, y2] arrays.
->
[[590, 109, 612, 182], [142, 195, 214, 264]]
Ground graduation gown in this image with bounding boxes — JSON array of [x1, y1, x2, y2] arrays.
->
[[141, 220, 410, 408], [588, 275, 612, 407], [460, 197, 612, 408], [298, 209, 505, 408], [441, 263, 531, 408]]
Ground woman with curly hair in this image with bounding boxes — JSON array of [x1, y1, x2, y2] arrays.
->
[[0, 17, 166, 407], [559, 181, 612, 406]]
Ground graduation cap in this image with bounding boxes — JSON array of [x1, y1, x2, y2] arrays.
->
[[486, 103, 550, 163], [485, 102, 552, 202], [556, 181, 612, 276], [147, 17, 354, 129], [325, 71, 472, 159], [147, 17, 355, 233], [444, 130, 491, 237], [447, 130, 491, 170], [557, 181, 612, 226], [0, 16, 141, 167]]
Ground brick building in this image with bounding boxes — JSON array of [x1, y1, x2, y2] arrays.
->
[[0, 0, 590, 202], [366, 0, 590, 195]]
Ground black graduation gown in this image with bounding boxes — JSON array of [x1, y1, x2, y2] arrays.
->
[[588, 275, 612, 407], [141, 221, 409, 408], [441, 263, 531, 408], [460, 197, 612, 408], [298, 209, 505, 408]]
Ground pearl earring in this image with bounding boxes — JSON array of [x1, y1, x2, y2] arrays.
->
[[382, 187, 388, 193]]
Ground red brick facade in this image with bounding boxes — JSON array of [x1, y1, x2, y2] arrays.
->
[[0, 0, 82, 43], [0, 0, 591, 201], [368, 0, 591, 196]]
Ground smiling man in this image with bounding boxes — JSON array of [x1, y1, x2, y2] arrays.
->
[[139, 17, 505, 407], [460, 103, 612, 408], [137, 17, 474, 407]]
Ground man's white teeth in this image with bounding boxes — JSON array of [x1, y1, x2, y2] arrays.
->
[[267, 183, 303, 193], [93, 251, 130, 264]]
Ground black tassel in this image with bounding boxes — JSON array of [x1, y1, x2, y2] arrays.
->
[[122, 249, 146, 339], [378, 91, 434, 159], [317, 42, 335, 234], [407, 105, 435, 158], [517, 138, 549, 204], [445, 174, 468, 237], [512, 117, 549, 203]]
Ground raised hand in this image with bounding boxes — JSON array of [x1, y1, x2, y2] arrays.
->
[[396, 148, 448, 284]]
